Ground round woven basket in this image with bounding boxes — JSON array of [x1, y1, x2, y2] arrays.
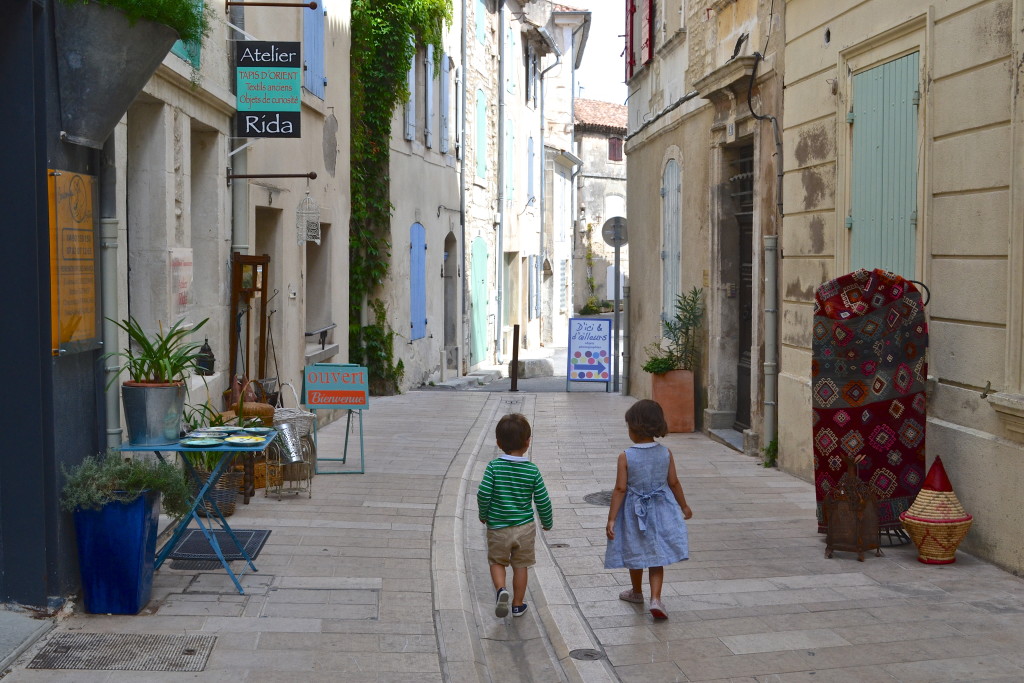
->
[[900, 488, 973, 564]]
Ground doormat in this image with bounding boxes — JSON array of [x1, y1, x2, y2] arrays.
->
[[167, 528, 271, 561], [28, 633, 216, 671]]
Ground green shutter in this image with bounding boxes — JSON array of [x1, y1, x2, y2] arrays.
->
[[850, 52, 919, 278]]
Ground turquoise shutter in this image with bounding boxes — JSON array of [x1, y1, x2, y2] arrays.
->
[[471, 238, 489, 363], [850, 52, 919, 277], [410, 223, 427, 340], [476, 0, 487, 45], [170, 1, 203, 69], [302, 4, 325, 98], [476, 90, 487, 178]]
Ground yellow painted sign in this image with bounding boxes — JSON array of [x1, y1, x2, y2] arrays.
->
[[48, 169, 98, 354]]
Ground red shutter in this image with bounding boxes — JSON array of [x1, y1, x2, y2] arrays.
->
[[639, 0, 650, 65], [645, 0, 655, 63], [625, 0, 635, 79]]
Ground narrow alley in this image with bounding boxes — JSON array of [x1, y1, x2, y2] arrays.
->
[[7, 382, 1024, 681]]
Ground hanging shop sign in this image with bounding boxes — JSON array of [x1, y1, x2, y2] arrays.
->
[[235, 41, 301, 138], [48, 169, 101, 354]]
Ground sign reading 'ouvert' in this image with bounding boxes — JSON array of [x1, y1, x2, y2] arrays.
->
[[235, 41, 301, 138]]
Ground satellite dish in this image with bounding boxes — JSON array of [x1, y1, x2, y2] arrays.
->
[[601, 216, 627, 247]]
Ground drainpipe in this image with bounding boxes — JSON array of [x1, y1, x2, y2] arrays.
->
[[747, 51, 782, 446], [230, 4, 249, 254], [100, 138, 122, 448], [459, 0, 467, 374], [495, 2, 506, 363], [538, 28, 561, 340]]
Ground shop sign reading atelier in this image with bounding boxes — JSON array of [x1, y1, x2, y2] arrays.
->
[[235, 41, 302, 138]]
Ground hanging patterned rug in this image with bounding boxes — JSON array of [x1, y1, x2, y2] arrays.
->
[[812, 269, 929, 532]]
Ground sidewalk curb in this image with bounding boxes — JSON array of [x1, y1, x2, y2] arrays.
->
[[431, 395, 501, 683]]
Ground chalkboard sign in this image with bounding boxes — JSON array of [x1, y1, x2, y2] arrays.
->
[[567, 318, 612, 383], [302, 364, 369, 409]]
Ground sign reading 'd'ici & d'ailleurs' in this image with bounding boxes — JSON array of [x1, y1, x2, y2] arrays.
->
[[303, 364, 370, 410], [235, 41, 301, 138], [567, 318, 612, 383]]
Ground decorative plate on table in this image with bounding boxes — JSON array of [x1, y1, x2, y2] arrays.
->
[[188, 430, 223, 439], [242, 427, 274, 435], [205, 426, 242, 433], [180, 437, 224, 447], [225, 435, 266, 444]]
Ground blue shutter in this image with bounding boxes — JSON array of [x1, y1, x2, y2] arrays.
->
[[404, 41, 417, 141], [302, 4, 325, 98], [850, 52, 919, 278], [440, 54, 450, 153], [661, 159, 681, 322], [527, 136, 535, 200], [410, 223, 427, 340], [476, 90, 487, 178], [424, 45, 434, 148]]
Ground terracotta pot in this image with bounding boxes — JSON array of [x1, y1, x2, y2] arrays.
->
[[651, 369, 695, 433]]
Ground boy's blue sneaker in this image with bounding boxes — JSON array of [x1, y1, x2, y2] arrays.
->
[[511, 603, 528, 617], [495, 588, 510, 618]]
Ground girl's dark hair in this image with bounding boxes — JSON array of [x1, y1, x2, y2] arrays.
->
[[495, 413, 532, 453], [625, 399, 668, 438]]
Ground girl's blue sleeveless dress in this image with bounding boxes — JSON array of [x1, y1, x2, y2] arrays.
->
[[604, 442, 689, 570]]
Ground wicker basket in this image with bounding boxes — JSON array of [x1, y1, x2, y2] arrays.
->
[[274, 383, 315, 438], [193, 469, 243, 517], [237, 401, 276, 427], [899, 456, 973, 564]]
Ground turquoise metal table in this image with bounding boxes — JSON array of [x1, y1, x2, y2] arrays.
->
[[120, 432, 277, 594]]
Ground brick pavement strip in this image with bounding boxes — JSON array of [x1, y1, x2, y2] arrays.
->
[[9, 390, 1024, 682]]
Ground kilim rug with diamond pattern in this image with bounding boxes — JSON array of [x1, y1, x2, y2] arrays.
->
[[812, 268, 929, 532]]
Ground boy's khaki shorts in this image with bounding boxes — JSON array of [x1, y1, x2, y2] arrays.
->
[[486, 521, 536, 568]]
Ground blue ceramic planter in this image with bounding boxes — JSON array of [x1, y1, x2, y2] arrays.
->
[[73, 491, 160, 614]]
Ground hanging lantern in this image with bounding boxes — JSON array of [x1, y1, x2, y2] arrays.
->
[[196, 338, 215, 376], [296, 191, 321, 245]]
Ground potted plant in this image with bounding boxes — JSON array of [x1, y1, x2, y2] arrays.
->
[[54, 1, 212, 148], [61, 449, 191, 614], [107, 316, 209, 446], [642, 287, 704, 432]]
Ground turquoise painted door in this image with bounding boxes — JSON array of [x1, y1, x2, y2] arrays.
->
[[471, 238, 488, 364], [850, 52, 919, 278]]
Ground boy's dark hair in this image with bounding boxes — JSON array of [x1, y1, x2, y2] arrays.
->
[[625, 399, 668, 438], [495, 413, 532, 454]]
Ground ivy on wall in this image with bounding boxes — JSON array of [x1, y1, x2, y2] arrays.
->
[[350, 0, 452, 393]]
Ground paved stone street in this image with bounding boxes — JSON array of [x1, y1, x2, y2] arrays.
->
[[6, 386, 1024, 681]]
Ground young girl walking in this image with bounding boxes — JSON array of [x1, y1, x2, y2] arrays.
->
[[605, 399, 693, 619]]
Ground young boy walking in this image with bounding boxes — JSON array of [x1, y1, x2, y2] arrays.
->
[[477, 413, 553, 618]]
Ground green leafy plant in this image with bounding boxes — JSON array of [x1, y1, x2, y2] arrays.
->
[[353, 299, 405, 396], [762, 438, 778, 468], [106, 317, 209, 386], [59, 0, 212, 44], [350, 0, 451, 390], [642, 287, 704, 373], [61, 449, 191, 518]]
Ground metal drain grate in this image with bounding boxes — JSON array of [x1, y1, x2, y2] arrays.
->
[[169, 559, 223, 571], [569, 648, 605, 661], [583, 490, 613, 506], [28, 633, 216, 672]]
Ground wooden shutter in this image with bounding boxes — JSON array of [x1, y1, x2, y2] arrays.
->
[[425, 46, 435, 148], [440, 54, 450, 153], [410, 223, 427, 340], [625, 0, 635, 79], [476, 90, 487, 178], [850, 52, 919, 278], [302, 4, 325, 98], [661, 159, 681, 322]]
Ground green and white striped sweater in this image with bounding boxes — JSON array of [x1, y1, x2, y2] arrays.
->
[[477, 456, 553, 530]]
